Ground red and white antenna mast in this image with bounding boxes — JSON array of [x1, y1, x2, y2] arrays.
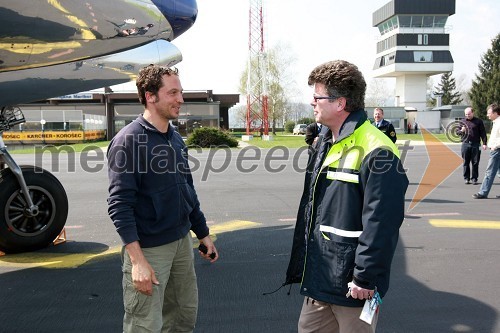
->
[[246, 0, 269, 136]]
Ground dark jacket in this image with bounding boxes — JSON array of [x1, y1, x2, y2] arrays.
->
[[373, 119, 397, 143], [457, 117, 487, 145], [107, 115, 209, 248], [286, 110, 408, 307], [305, 123, 321, 145]]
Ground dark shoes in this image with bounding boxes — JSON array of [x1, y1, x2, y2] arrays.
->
[[465, 180, 470, 184], [472, 179, 479, 185], [472, 193, 487, 199]]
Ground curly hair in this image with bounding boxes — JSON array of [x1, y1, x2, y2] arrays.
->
[[136, 64, 179, 106], [308, 60, 366, 112]]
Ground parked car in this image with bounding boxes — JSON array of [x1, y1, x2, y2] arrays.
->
[[293, 123, 307, 135]]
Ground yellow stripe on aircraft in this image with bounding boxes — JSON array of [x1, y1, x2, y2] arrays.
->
[[429, 219, 500, 229], [48, 0, 96, 40], [0, 41, 82, 55], [0, 220, 261, 269]]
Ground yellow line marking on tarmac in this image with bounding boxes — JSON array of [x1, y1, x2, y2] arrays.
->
[[0, 246, 121, 269], [190, 220, 261, 246], [407, 212, 460, 217], [0, 220, 261, 269], [210, 220, 260, 233], [429, 219, 500, 229]]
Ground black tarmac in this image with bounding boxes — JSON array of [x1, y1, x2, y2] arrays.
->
[[1, 142, 499, 332]]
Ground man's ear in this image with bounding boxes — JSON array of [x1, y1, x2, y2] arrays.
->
[[337, 97, 346, 111], [145, 91, 158, 103]]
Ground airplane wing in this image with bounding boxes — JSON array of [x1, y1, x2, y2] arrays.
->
[[0, 0, 197, 106]]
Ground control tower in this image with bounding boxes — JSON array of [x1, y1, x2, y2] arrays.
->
[[372, 0, 455, 111]]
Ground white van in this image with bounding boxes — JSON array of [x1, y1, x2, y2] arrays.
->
[[293, 124, 307, 135]]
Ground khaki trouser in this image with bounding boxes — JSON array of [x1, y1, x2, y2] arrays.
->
[[122, 234, 198, 333], [298, 297, 378, 333]]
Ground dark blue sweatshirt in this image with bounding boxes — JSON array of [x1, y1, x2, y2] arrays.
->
[[107, 115, 209, 247]]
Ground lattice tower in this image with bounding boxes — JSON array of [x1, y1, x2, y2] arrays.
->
[[246, 0, 269, 135]]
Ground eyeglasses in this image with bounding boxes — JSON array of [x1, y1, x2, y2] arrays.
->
[[313, 96, 340, 103]]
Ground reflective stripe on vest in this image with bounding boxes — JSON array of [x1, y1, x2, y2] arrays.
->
[[319, 225, 362, 238], [326, 170, 359, 183]]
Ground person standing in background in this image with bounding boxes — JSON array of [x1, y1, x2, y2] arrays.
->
[[305, 122, 322, 146], [472, 103, 500, 199], [372, 107, 397, 143], [457, 107, 487, 185]]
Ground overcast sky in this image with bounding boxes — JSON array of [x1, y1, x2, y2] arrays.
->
[[115, 0, 499, 104]]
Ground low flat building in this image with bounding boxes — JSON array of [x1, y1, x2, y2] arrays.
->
[[3, 90, 239, 145]]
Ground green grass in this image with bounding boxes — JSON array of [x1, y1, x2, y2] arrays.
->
[[6, 132, 454, 154], [240, 133, 308, 148], [397, 133, 453, 143]]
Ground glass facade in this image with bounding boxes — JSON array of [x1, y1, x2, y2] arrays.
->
[[113, 102, 221, 137], [172, 103, 220, 137], [379, 15, 448, 34], [14, 109, 86, 131]]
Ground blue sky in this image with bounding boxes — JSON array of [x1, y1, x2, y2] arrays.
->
[[117, 0, 499, 103]]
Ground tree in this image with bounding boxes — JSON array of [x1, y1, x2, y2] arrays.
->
[[365, 79, 393, 107], [427, 76, 436, 107], [239, 43, 298, 134], [455, 74, 471, 106], [469, 33, 500, 119], [284, 120, 295, 133], [432, 72, 463, 106], [298, 117, 314, 125], [230, 103, 247, 129]]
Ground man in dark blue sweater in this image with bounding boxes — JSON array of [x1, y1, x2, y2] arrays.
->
[[107, 64, 217, 332]]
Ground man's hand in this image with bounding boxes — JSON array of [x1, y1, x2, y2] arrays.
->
[[198, 236, 218, 263], [126, 241, 159, 296], [131, 259, 159, 296], [346, 281, 375, 300]]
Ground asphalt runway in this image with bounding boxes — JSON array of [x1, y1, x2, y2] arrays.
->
[[1, 141, 499, 332]]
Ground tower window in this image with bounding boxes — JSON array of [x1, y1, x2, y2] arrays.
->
[[414, 51, 432, 62], [399, 16, 411, 28], [411, 16, 423, 28], [423, 16, 434, 27], [418, 35, 429, 46]]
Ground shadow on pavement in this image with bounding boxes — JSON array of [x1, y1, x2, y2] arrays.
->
[[0, 227, 496, 332], [379, 240, 497, 333], [0, 242, 122, 332]]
